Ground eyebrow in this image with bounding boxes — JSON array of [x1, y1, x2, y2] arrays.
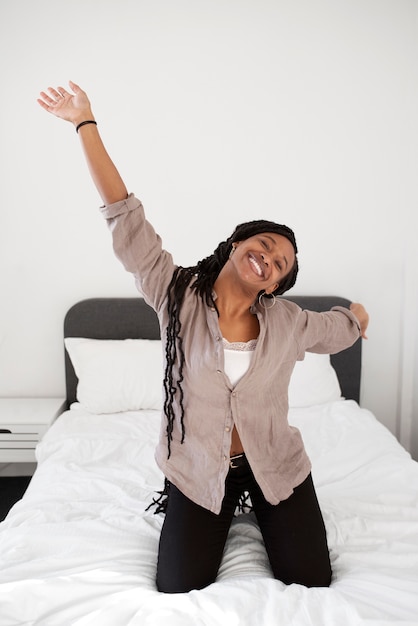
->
[[264, 234, 289, 268]]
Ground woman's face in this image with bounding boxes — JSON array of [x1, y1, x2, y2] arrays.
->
[[231, 232, 296, 296]]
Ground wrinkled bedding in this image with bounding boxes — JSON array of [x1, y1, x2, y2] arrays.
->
[[1, 400, 417, 626]]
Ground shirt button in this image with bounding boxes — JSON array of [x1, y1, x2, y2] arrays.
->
[[210, 306, 216, 312], [225, 426, 230, 432], [232, 391, 236, 397]]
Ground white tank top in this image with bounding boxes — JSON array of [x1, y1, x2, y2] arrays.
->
[[222, 338, 257, 386]]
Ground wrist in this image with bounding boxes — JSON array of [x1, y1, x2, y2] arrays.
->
[[72, 112, 95, 128], [75, 120, 97, 133]]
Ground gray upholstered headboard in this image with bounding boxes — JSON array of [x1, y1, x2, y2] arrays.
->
[[63, 296, 361, 409]]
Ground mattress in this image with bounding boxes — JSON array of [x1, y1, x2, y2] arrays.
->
[[0, 399, 417, 625]]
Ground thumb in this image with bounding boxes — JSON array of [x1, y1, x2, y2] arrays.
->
[[69, 80, 81, 93]]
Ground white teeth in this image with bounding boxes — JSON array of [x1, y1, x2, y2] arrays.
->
[[249, 255, 264, 277]]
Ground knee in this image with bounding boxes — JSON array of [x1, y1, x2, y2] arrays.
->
[[157, 575, 192, 594], [301, 571, 332, 588], [276, 565, 332, 588], [157, 575, 214, 594], [156, 566, 216, 594]]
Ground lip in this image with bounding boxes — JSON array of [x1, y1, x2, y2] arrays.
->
[[248, 253, 266, 279]]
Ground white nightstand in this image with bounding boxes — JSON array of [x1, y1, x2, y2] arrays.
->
[[0, 398, 66, 463]]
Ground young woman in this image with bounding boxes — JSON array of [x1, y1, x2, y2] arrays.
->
[[38, 82, 369, 593]]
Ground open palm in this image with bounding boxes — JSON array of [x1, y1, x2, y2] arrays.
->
[[37, 81, 92, 124]]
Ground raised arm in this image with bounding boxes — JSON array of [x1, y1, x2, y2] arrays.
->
[[37, 81, 127, 205]]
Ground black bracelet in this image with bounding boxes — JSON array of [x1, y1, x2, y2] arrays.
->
[[76, 120, 97, 133]]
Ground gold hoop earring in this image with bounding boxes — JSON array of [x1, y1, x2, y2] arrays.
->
[[229, 244, 236, 259], [258, 292, 277, 309]]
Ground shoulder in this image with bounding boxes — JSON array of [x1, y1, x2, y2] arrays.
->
[[276, 298, 302, 313], [252, 297, 302, 320], [274, 298, 304, 322], [255, 297, 303, 329]]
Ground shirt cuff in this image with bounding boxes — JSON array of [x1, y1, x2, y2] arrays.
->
[[100, 192, 142, 219], [331, 305, 361, 335]]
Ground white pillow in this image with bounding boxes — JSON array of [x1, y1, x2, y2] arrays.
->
[[65, 339, 340, 413], [65, 338, 163, 414], [288, 352, 342, 408]]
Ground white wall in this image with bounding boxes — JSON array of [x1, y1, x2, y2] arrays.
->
[[0, 0, 416, 454], [401, 229, 418, 457]]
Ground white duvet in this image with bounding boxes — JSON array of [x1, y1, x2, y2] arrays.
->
[[0, 400, 417, 626]]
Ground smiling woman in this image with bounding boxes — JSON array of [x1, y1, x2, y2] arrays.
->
[[226, 232, 297, 297], [37, 81, 369, 594]]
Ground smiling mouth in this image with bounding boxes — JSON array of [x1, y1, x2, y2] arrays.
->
[[248, 254, 265, 278]]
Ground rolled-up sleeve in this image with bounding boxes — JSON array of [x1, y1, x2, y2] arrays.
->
[[297, 306, 361, 355], [100, 193, 175, 313]]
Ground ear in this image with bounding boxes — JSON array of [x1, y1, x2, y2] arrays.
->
[[229, 241, 241, 258], [265, 283, 279, 295]]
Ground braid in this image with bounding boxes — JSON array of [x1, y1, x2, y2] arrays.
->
[[162, 219, 299, 458], [191, 238, 231, 304], [163, 267, 191, 458]]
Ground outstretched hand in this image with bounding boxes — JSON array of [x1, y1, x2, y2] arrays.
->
[[349, 302, 369, 340], [37, 81, 93, 126]]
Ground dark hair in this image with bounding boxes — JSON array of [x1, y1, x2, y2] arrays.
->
[[163, 219, 298, 457]]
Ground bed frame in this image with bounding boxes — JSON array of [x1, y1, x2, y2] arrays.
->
[[64, 296, 361, 409]]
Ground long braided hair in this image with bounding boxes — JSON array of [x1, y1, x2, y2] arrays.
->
[[162, 219, 298, 459]]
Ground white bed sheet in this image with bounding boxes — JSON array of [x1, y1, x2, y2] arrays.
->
[[0, 400, 417, 626]]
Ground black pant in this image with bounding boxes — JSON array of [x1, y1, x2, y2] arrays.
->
[[156, 456, 332, 593]]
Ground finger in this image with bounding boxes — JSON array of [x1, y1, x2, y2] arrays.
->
[[38, 91, 57, 107], [37, 98, 50, 111], [39, 91, 51, 100], [47, 87, 64, 101], [39, 90, 53, 102], [57, 85, 70, 98]]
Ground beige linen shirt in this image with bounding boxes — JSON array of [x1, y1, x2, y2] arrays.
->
[[101, 194, 361, 514]]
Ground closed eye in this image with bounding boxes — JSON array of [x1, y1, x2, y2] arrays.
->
[[260, 235, 288, 271]]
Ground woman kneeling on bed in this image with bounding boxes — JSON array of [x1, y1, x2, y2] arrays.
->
[[38, 82, 369, 594]]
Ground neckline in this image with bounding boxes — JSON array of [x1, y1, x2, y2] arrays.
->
[[222, 337, 258, 351]]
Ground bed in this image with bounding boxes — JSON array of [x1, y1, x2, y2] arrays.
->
[[1, 296, 417, 626]]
